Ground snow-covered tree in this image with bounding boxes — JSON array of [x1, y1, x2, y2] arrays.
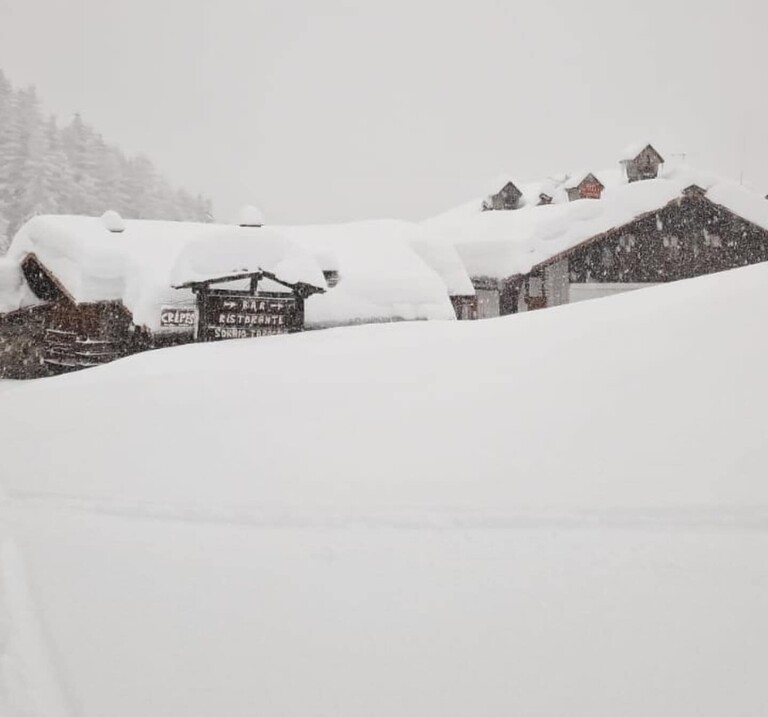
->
[[0, 68, 214, 251]]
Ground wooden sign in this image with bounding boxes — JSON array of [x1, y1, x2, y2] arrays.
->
[[160, 307, 197, 328], [201, 293, 300, 341]]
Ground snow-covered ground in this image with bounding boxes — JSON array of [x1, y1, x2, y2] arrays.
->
[[2, 263, 768, 716]]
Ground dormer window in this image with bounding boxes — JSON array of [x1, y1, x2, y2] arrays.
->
[[565, 173, 604, 201], [323, 269, 340, 288], [484, 181, 523, 211], [620, 144, 664, 182]]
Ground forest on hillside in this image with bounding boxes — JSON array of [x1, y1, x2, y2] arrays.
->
[[0, 69, 213, 250]]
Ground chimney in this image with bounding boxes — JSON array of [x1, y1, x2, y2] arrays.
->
[[101, 210, 126, 234], [238, 205, 265, 228]]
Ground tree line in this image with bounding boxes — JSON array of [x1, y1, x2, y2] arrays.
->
[[0, 69, 213, 251]]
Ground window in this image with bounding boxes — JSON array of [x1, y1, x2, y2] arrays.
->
[[528, 277, 543, 298], [663, 235, 679, 249], [618, 234, 636, 250]]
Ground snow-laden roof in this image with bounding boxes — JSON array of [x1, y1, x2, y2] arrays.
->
[[238, 205, 265, 227], [1, 215, 466, 331], [5, 216, 326, 331], [431, 168, 633, 225], [563, 171, 605, 190], [0, 258, 40, 314], [620, 142, 664, 162], [421, 166, 768, 278], [276, 220, 462, 326]]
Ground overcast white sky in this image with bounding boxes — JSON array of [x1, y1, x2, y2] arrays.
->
[[1, 0, 766, 224]]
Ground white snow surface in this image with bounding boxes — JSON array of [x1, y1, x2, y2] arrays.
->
[[0, 258, 39, 314], [278, 219, 462, 325], [2, 263, 768, 716], [237, 205, 264, 226], [2, 215, 464, 330], [422, 165, 768, 278], [99, 210, 126, 234]]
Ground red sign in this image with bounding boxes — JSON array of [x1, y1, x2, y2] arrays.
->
[[581, 182, 602, 199]]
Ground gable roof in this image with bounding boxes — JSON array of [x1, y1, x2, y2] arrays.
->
[[493, 181, 522, 197], [620, 143, 665, 164], [564, 172, 605, 190]]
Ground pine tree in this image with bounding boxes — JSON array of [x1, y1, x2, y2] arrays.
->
[[0, 74, 14, 247], [0, 67, 215, 250]]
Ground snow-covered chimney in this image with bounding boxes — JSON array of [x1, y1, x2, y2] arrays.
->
[[101, 210, 126, 234], [238, 205, 265, 228]]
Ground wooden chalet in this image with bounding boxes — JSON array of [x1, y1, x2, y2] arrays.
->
[[0, 212, 470, 377], [565, 173, 605, 201], [484, 181, 523, 211], [0, 213, 329, 378], [621, 144, 665, 182], [501, 184, 768, 313], [18, 253, 151, 374]]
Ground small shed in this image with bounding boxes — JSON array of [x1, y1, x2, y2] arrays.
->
[[565, 173, 605, 201], [484, 181, 523, 211], [620, 144, 664, 182]]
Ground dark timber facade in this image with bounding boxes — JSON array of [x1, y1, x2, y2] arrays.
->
[[502, 186, 768, 314], [0, 256, 324, 378]]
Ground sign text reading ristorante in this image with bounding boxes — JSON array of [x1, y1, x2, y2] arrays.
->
[[202, 294, 299, 340]]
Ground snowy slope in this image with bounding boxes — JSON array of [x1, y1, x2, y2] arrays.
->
[[2, 264, 768, 716]]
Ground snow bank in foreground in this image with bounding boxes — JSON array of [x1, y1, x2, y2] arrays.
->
[[2, 264, 768, 716]]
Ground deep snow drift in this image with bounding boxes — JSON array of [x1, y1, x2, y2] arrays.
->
[[2, 263, 768, 716]]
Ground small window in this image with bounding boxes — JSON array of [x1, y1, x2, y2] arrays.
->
[[618, 234, 636, 250], [663, 235, 679, 249]]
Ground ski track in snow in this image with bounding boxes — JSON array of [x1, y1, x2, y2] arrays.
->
[[5, 489, 768, 533], [0, 514, 73, 717]]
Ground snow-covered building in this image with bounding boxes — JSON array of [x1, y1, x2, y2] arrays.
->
[[0, 213, 470, 377], [422, 156, 768, 317], [482, 181, 523, 211], [620, 143, 665, 182], [564, 172, 605, 201]]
